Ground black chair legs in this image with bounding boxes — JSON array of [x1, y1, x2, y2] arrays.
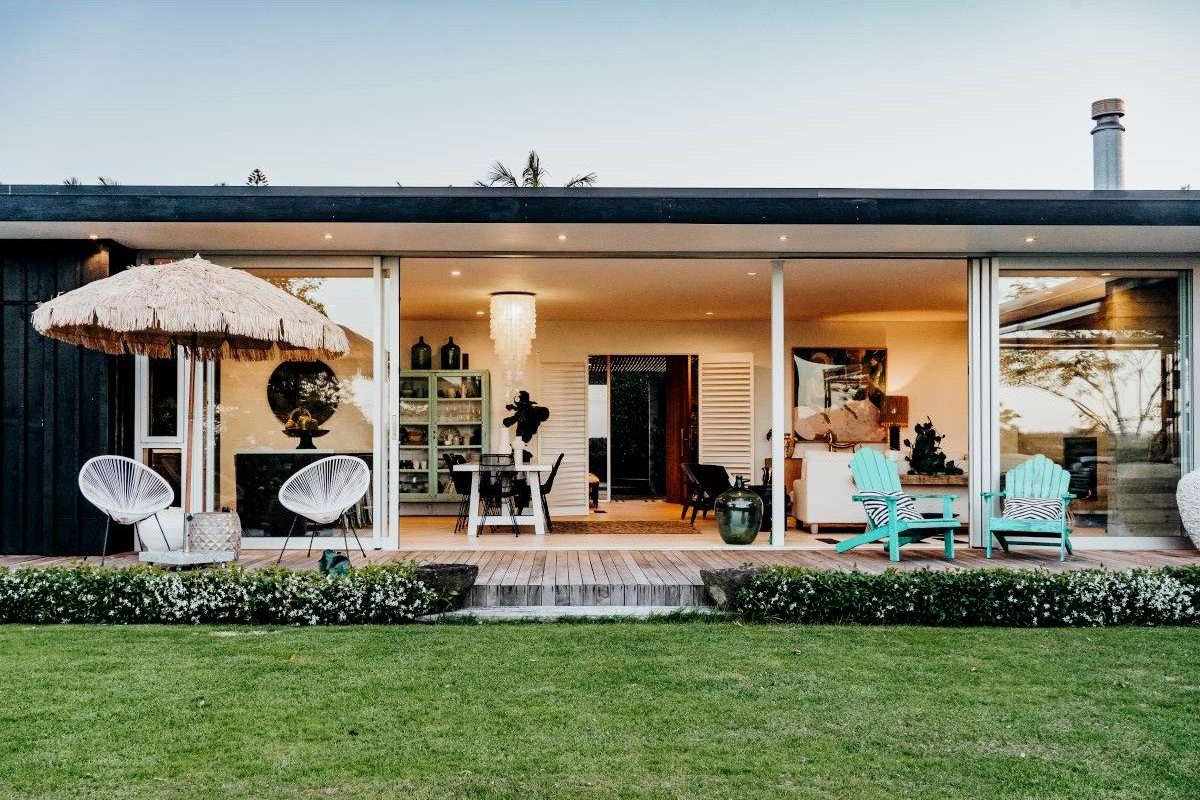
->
[[152, 513, 171, 551], [277, 515, 298, 565], [340, 515, 367, 558], [99, 516, 110, 567]]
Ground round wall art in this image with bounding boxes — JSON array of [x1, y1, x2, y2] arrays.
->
[[266, 360, 341, 449]]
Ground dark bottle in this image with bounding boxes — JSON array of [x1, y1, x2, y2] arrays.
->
[[410, 336, 432, 370], [440, 337, 461, 370], [462, 353, 470, 369]]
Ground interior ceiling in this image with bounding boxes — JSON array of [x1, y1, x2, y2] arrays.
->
[[399, 258, 968, 322], [2, 220, 1199, 255]]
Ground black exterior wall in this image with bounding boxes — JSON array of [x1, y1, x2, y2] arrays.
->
[[0, 241, 134, 555]]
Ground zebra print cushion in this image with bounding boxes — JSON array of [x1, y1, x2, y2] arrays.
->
[[1004, 497, 1063, 521], [857, 491, 923, 528]]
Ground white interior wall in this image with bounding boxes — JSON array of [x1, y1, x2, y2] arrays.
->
[[399, 318, 968, 472]]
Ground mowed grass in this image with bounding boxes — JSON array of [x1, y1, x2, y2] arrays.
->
[[1, 624, 1199, 800]]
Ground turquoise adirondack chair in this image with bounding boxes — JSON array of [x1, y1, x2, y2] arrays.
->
[[982, 454, 1074, 561], [836, 449, 959, 562]]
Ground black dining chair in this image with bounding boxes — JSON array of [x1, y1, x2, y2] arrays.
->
[[479, 453, 520, 536], [442, 453, 473, 533], [681, 463, 733, 524], [533, 453, 565, 533]]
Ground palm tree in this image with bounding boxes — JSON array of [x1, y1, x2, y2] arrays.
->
[[475, 150, 596, 188], [62, 176, 121, 186]]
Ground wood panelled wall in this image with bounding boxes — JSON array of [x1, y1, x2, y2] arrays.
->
[[0, 241, 134, 555]]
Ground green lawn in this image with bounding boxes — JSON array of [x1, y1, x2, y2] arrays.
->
[[1, 623, 1198, 800]]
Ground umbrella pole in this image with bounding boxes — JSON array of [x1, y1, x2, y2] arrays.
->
[[182, 341, 199, 544]]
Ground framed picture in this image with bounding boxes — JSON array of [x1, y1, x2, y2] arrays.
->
[[792, 347, 887, 443]]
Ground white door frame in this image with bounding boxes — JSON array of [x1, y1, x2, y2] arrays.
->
[[975, 255, 1195, 549]]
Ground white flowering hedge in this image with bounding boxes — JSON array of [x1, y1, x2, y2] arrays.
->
[[0, 563, 441, 625], [734, 566, 1200, 627]]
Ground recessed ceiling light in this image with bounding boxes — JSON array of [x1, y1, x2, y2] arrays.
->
[[475, 310, 485, 316], [1024, 236, 1037, 243], [557, 233, 568, 241], [746, 271, 758, 276], [323, 233, 334, 240], [450, 270, 462, 277], [778, 235, 789, 242], [1100, 272, 1112, 276], [87, 233, 99, 240], [705, 311, 715, 316]]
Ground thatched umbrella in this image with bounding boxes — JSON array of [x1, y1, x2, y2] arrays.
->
[[32, 255, 349, 526]]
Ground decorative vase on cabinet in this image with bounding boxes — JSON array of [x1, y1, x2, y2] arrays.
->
[[440, 337, 461, 369], [411, 336, 432, 370], [715, 475, 763, 544]]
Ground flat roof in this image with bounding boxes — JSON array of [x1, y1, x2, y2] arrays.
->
[[2, 185, 1200, 226]]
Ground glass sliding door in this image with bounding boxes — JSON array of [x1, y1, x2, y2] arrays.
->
[[212, 269, 377, 543], [997, 270, 1186, 538]]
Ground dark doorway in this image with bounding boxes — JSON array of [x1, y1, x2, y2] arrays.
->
[[588, 355, 697, 502]]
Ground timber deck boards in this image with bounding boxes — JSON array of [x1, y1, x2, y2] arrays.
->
[[4, 547, 1199, 608]]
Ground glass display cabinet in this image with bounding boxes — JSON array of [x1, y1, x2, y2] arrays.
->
[[397, 370, 490, 501]]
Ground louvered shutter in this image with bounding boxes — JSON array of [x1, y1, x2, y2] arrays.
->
[[698, 353, 755, 481], [538, 361, 590, 515]]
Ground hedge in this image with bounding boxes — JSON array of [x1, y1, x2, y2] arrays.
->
[[0, 563, 442, 625], [732, 566, 1200, 627]]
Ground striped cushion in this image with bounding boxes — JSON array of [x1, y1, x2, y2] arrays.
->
[[858, 491, 923, 528], [1004, 497, 1063, 521]]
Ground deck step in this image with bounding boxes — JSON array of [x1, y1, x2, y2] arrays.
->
[[465, 583, 709, 607], [429, 605, 719, 621]]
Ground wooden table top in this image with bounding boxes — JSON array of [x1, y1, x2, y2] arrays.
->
[[899, 473, 969, 486]]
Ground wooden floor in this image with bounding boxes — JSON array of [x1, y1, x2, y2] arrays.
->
[[5, 546, 1199, 608]]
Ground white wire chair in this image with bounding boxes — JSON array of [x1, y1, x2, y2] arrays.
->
[[277, 456, 372, 564], [78, 455, 174, 566]]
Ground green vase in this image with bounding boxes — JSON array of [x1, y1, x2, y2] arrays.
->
[[715, 476, 763, 544]]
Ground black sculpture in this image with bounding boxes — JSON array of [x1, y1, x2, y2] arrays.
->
[[502, 391, 551, 463]]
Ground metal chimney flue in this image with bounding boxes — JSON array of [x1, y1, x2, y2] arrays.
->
[[1091, 98, 1126, 189]]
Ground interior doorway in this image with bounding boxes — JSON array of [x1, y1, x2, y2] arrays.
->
[[588, 355, 698, 504]]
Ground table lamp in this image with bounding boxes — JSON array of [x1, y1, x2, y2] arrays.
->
[[879, 395, 909, 451]]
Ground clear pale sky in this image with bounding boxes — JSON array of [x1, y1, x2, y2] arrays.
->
[[2, 0, 1198, 189]]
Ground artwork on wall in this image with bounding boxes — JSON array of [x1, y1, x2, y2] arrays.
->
[[267, 360, 341, 449], [792, 347, 887, 443]]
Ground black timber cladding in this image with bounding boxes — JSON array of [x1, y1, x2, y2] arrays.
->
[[1, 185, 1200, 226], [0, 241, 134, 555]]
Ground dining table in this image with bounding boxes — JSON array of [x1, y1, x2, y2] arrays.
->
[[452, 463, 552, 537]]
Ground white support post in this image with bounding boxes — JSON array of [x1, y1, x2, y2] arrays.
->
[[770, 259, 787, 546], [966, 257, 1000, 547], [372, 256, 385, 549], [386, 257, 401, 549]]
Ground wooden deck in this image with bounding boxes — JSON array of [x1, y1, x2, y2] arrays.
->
[[5, 546, 1200, 607]]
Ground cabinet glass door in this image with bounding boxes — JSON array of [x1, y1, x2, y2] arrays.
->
[[434, 374, 485, 499], [398, 375, 432, 497]]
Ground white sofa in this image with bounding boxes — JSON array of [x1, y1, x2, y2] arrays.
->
[[791, 449, 904, 533]]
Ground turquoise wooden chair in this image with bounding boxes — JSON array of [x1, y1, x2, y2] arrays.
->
[[982, 454, 1074, 561], [835, 449, 959, 562]]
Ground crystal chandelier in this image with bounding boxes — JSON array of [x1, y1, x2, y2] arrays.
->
[[489, 292, 537, 395]]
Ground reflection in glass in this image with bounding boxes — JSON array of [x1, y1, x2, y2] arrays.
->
[[146, 356, 178, 438], [144, 448, 182, 504], [216, 271, 375, 537], [998, 272, 1184, 537]]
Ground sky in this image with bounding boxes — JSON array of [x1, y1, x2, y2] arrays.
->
[[1, 0, 1198, 190]]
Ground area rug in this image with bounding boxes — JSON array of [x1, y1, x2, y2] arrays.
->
[[550, 520, 701, 535]]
